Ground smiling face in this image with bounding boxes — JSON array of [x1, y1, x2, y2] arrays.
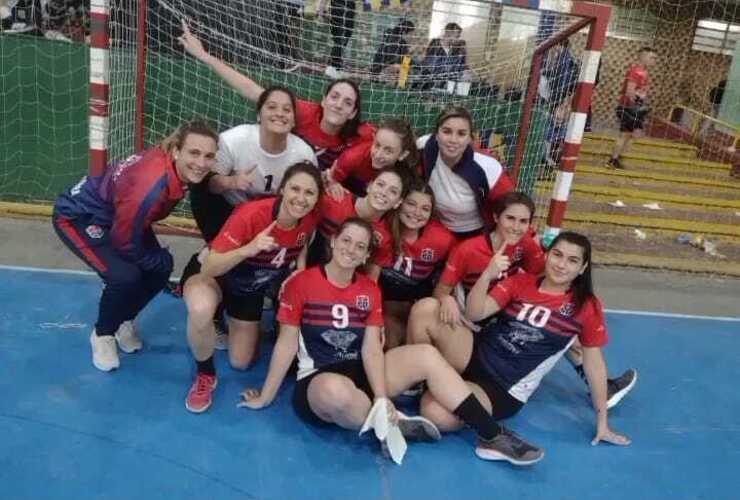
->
[[259, 90, 295, 135], [320, 82, 358, 129], [366, 171, 404, 213], [399, 190, 433, 231], [370, 128, 406, 170], [331, 222, 372, 270], [173, 133, 218, 184], [436, 117, 472, 165], [544, 240, 588, 288], [279, 172, 320, 220], [493, 203, 532, 245]]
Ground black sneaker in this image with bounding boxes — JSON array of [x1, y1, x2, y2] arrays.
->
[[606, 157, 625, 169], [607, 368, 638, 409], [397, 412, 441, 442], [475, 426, 544, 466]]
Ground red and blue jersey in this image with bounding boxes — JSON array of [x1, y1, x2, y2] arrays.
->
[[317, 193, 394, 267], [278, 266, 384, 379], [440, 232, 545, 294], [332, 139, 376, 186], [475, 273, 608, 402], [295, 99, 375, 171], [211, 197, 319, 295], [380, 220, 456, 290], [53, 147, 186, 272]]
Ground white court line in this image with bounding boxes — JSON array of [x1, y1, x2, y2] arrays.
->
[[1, 264, 739, 322]]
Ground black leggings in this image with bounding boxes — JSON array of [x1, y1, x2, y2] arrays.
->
[[329, 0, 356, 69]]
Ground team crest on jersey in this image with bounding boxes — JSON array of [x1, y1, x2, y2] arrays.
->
[[296, 232, 307, 246], [559, 302, 575, 317], [85, 225, 104, 239], [356, 295, 370, 311], [420, 248, 435, 262]]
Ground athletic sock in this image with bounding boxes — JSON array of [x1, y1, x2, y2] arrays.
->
[[196, 356, 216, 376], [453, 394, 501, 441]]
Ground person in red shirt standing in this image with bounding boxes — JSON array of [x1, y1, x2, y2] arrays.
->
[[607, 47, 657, 169], [178, 21, 374, 171]]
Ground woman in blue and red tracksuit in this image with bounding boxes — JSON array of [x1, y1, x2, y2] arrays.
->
[[52, 120, 219, 372]]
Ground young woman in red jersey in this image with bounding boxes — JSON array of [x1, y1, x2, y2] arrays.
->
[[53, 120, 218, 372], [242, 218, 545, 466], [310, 165, 409, 277], [179, 21, 373, 171], [409, 192, 638, 408], [182, 162, 323, 413], [380, 179, 456, 348], [416, 231, 631, 453], [324, 118, 419, 197]]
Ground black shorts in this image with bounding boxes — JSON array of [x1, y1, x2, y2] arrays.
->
[[379, 271, 435, 302], [293, 359, 373, 427], [180, 252, 265, 322], [451, 227, 485, 241], [462, 353, 523, 420], [189, 175, 234, 243], [616, 105, 649, 132]]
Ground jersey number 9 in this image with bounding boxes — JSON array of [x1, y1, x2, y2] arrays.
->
[[331, 304, 349, 329]]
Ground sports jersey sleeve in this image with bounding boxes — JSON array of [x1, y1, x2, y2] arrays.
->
[[486, 171, 515, 205], [578, 298, 609, 347], [333, 140, 372, 183], [110, 165, 173, 273], [277, 273, 306, 326], [373, 239, 394, 268], [489, 273, 527, 309], [366, 282, 384, 326], [210, 205, 259, 253], [520, 235, 546, 274], [439, 242, 466, 287]]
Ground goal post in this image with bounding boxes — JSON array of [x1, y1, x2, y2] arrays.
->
[[96, 0, 609, 238]]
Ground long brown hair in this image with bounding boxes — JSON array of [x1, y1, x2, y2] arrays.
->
[[389, 178, 435, 256], [377, 118, 420, 173]]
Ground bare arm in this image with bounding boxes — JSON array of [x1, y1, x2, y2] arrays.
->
[[583, 346, 631, 446], [202, 221, 278, 277], [240, 324, 300, 409], [362, 325, 387, 400], [624, 80, 639, 102], [178, 20, 264, 102], [466, 246, 510, 321]]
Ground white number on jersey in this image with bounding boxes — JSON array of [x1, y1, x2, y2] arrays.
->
[[393, 255, 413, 276], [270, 247, 287, 267], [70, 176, 87, 196], [516, 303, 551, 328], [331, 304, 349, 329]]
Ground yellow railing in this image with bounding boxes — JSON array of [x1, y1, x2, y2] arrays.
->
[[669, 104, 740, 150]]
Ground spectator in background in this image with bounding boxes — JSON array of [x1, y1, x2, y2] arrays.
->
[[607, 46, 657, 170], [319, 0, 357, 79], [370, 18, 415, 80], [709, 79, 726, 117], [417, 22, 468, 91]]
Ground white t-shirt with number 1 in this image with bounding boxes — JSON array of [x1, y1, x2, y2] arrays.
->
[[213, 123, 317, 206]]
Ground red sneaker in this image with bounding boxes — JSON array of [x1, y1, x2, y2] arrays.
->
[[185, 373, 218, 413]]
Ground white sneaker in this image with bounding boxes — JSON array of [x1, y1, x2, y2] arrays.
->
[[90, 332, 120, 371], [115, 321, 142, 353]]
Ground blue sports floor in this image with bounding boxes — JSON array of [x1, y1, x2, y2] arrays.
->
[[2, 266, 739, 500]]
